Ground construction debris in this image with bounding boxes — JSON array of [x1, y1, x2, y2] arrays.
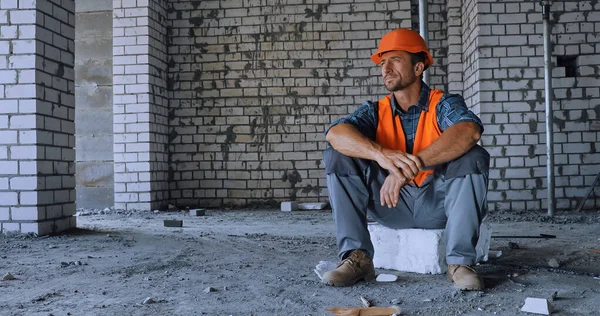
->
[[280, 202, 298, 212], [142, 297, 155, 304], [375, 274, 398, 282], [164, 220, 183, 227], [189, 209, 206, 216], [298, 202, 330, 210], [314, 261, 337, 280], [488, 250, 502, 258], [359, 296, 372, 307], [521, 297, 553, 315], [493, 234, 556, 239], [3, 272, 15, 281], [204, 287, 216, 293], [326, 306, 400, 316]]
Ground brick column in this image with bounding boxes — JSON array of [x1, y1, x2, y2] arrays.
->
[[113, 0, 169, 211], [0, 0, 76, 235], [446, 0, 463, 94]]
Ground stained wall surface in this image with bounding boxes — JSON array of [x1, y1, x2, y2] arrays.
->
[[75, 0, 114, 209]]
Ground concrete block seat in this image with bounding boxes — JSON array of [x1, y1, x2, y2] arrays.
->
[[367, 222, 492, 274]]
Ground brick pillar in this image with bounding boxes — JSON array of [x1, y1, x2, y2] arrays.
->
[[446, 0, 463, 94], [113, 0, 169, 211], [0, 0, 76, 235]]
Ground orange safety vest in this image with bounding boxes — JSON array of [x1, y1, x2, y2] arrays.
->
[[375, 89, 445, 186]]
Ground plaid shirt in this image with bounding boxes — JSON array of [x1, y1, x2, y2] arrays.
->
[[326, 82, 484, 154]]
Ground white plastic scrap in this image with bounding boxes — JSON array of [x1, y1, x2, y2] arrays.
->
[[376, 273, 398, 282], [314, 261, 338, 280]]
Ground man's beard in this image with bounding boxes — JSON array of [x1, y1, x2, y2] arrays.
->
[[384, 74, 417, 92]]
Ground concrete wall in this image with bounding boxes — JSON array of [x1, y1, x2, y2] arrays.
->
[[75, 0, 114, 209], [472, 0, 600, 211], [166, 0, 413, 207], [0, 0, 77, 235]]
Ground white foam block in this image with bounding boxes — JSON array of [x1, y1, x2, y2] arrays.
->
[[521, 297, 553, 315], [368, 223, 492, 274], [280, 202, 298, 212]]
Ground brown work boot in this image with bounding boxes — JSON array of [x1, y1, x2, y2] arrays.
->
[[322, 250, 376, 287], [447, 264, 484, 290]]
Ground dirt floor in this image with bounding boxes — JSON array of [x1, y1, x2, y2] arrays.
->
[[1, 208, 600, 316]]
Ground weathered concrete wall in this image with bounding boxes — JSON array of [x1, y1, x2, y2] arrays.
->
[[0, 0, 76, 235], [166, 0, 413, 207], [75, 0, 114, 209], [473, 0, 600, 211]]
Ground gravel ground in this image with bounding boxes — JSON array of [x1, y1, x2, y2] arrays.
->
[[1, 208, 599, 315]]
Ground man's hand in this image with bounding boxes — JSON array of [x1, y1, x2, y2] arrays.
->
[[380, 174, 408, 208], [375, 148, 423, 180]]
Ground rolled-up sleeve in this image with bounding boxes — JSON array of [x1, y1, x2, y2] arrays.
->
[[436, 94, 484, 134], [325, 101, 378, 140]]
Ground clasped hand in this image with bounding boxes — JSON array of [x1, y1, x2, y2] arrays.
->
[[375, 149, 423, 208]]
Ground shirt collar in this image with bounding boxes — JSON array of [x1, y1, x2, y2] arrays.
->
[[391, 81, 431, 116]]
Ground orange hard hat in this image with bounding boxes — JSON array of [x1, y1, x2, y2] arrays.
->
[[371, 29, 434, 68]]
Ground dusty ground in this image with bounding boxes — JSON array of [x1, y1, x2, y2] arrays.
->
[[1, 208, 600, 316]]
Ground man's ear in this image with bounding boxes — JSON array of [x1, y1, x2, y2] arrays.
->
[[414, 62, 425, 76]]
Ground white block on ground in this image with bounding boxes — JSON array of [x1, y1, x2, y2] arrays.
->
[[368, 224, 446, 274], [521, 297, 553, 315], [298, 202, 329, 210], [280, 202, 298, 212], [368, 222, 492, 274]]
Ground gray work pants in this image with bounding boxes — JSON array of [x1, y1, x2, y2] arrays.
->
[[323, 145, 490, 265]]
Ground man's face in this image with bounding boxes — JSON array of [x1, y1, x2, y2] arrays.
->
[[379, 50, 421, 92]]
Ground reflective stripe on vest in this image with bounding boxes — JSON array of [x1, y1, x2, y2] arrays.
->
[[375, 89, 445, 186]]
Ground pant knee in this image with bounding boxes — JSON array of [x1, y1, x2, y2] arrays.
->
[[323, 147, 369, 175], [441, 145, 490, 179]]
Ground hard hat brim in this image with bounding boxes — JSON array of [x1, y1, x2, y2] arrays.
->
[[370, 49, 434, 67]]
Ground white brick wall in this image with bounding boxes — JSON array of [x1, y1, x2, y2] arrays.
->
[[0, 0, 76, 235], [165, 0, 412, 208], [112, 0, 169, 211], [473, 0, 600, 211]]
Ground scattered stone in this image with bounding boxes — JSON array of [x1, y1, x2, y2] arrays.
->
[[376, 273, 398, 282], [168, 204, 177, 210], [549, 291, 558, 302], [3, 272, 15, 281], [423, 298, 433, 302], [280, 202, 298, 212], [164, 220, 183, 227], [521, 297, 553, 315], [548, 259, 560, 268], [75, 261, 83, 266], [203, 287, 216, 293], [189, 209, 206, 216], [488, 250, 502, 258], [103, 207, 111, 213], [390, 298, 402, 305], [48, 245, 57, 249], [142, 297, 155, 304], [508, 242, 520, 249], [360, 296, 372, 307], [297, 202, 330, 210]]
